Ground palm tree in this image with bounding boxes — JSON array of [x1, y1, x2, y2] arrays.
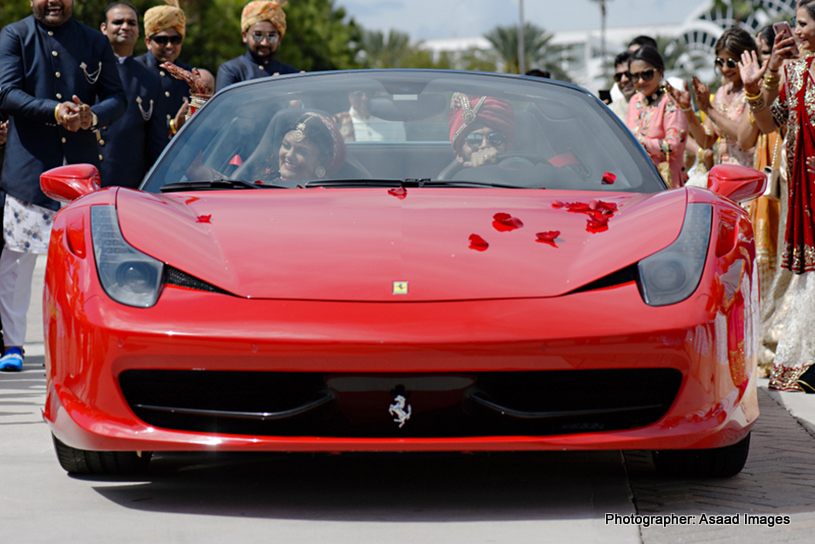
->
[[485, 23, 569, 80], [359, 30, 412, 68], [711, 0, 757, 23], [588, 0, 614, 78]]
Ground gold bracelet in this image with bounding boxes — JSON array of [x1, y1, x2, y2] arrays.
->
[[745, 89, 764, 101], [748, 95, 766, 112], [54, 104, 62, 124], [169, 119, 177, 135]]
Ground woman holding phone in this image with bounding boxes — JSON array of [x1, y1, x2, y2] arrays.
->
[[740, 0, 815, 391]]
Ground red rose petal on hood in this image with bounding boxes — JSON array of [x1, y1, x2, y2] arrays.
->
[[469, 234, 489, 251], [492, 212, 523, 231], [536, 231, 560, 242], [196, 214, 212, 223], [551, 200, 564, 208], [602, 172, 616, 184], [565, 201, 590, 212], [388, 186, 407, 199], [587, 215, 609, 227]]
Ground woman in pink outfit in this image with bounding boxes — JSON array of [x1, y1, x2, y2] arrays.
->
[[625, 46, 689, 188]]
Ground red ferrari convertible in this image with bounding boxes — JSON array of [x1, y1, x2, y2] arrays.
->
[[41, 70, 764, 477]]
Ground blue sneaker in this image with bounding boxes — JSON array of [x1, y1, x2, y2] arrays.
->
[[0, 347, 23, 372]]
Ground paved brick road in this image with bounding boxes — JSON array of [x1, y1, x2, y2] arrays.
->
[[624, 387, 815, 543]]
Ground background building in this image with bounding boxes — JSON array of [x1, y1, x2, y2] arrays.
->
[[424, 0, 797, 93]]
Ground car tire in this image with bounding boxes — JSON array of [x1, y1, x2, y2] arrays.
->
[[52, 434, 151, 475], [652, 432, 750, 478]]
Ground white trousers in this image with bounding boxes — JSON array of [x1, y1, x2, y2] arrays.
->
[[0, 247, 38, 347]]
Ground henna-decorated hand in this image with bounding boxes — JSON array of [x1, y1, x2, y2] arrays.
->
[[691, 77, 711, 112], [738, 50, 768, 94], [161, 62, 211, 95], [665, 80, 692, 111]]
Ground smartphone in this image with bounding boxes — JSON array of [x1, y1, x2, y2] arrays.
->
[[773, 21, 799, 57], [599, 89, 612, 104]]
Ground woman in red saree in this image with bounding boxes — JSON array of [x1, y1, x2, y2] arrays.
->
[[741, 0, 815, 391]]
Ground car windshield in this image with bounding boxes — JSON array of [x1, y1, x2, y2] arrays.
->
[[143, 70, 663, 193]]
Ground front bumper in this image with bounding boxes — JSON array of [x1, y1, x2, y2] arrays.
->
[[44, 279, 759, 453]]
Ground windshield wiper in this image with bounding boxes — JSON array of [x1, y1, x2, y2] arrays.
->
[[159, 179, 288, 192], [303, 179, 523, 189]]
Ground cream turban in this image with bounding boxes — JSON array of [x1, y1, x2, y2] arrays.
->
[[144, 0, 187, 39], [241, 0, 287, 38]]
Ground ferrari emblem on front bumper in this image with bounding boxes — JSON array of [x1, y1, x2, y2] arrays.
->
[[393, 281, 408, 295], [388, 394, 412, 427]]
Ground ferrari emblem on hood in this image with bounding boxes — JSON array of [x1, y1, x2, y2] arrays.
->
[[393, 281, 408, 295], [388, 395, 412, 428]]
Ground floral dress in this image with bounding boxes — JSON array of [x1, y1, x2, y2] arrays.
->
[[2, 195, 55, 254], [626, 90, 689, 188], [710, 83, 754, 167]]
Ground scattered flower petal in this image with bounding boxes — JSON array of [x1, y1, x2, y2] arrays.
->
[[229, 154, 243, 166], [587, 215, 609, 228], [536, 231, 560, 242], [492, 213, 524, 231], [469, 234, 489, 251], [602, 172, 616, 184], [196, 214, 212, 223], [388, 186, 407, 199], [565, 202, 590, 212], [551, 200, 564, 208]]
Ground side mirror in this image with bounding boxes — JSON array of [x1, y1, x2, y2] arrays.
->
[[40, 164, 101, 204], [707, 164, 767, 203]]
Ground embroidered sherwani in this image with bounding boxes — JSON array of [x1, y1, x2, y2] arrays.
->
[[98, 56, 168, 189], [0, 15, 126, 211], [215, 51, 299, 93]]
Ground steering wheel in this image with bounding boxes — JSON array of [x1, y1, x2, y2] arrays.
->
[[437, 152, 546, 180]]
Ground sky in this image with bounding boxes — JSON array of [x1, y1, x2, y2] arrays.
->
[[340, 0, 707, 41]]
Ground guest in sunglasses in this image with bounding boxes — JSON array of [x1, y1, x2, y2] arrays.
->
[[669, 27, 758, 168], [135, 0, 192, 137], [625, 46, 688, 188], [216, 1, 300, 93], [609, 50, 635, 121], [448, 93, 515, 169]]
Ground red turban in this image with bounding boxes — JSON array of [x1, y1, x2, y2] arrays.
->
[[448, 93, 515, 153]]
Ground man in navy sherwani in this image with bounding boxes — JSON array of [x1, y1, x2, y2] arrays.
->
[[0, 0, 126, 371], [215, 0, 299, 93], [135, 0, 191, 137], [98, 2, 168, 188]]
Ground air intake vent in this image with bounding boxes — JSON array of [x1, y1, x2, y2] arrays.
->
[[569, 264, 638, 294], [165, 267, 232, 295]]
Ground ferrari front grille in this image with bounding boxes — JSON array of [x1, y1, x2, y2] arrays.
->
[[119, 369, 682, 438]]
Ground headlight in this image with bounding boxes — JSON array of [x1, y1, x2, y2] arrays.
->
[[638, 203, 711, 306], [91, 205, 164, 308]]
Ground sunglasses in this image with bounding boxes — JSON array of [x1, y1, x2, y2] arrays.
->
[[251, 32, 279, 43], [613, 71, 629, 82], [150, 35, 182, 45], [628, 69, 656, 82], [715, 57, 739, 70], [465, 131, 506, 148]]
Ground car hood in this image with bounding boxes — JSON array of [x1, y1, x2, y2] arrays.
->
[[115, 188, 687, 301]]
